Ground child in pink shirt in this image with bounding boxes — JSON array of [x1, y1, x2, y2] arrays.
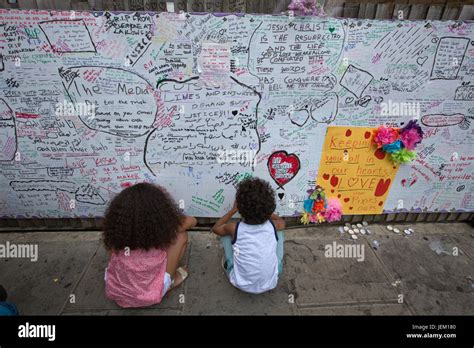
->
[[103, 183, 196, 308]]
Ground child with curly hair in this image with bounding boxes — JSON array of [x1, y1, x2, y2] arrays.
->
[[103, 183, 196, 308], [212, 177, 285, 294]]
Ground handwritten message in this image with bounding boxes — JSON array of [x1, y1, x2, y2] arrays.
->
[[316, 127, 399, 214], [0, 10, 472, 218]]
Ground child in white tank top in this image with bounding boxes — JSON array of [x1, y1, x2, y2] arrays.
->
[[212, 178, 285, 294]]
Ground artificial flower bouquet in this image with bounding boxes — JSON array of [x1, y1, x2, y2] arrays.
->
[[300, 185, 342, 225], [372, 120, 423, 164]]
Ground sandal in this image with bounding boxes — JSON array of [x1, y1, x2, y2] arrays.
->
[[169, 266, 188, 291]]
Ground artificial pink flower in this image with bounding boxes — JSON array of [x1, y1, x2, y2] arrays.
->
[[400, 128, 422, 150], [373, 126, 399, 148], [400, 120, 423, 150], [288, 0, 325, 16], [323, 198, 343, 222]]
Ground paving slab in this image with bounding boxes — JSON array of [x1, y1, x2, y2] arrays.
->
[[1, 223, 472, 316], [182, 233, 297, 315], [61, 243, 186, 314], [62, 309, 182, 316], [0, 232, 100, 315], [444, 229, 474, 260], [283, 228, 399, 307], [371, 222, 472, 236], [299, 303, 411, 315], [369, 226, 474, 315]]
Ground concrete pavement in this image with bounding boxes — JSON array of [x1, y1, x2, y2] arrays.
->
[[0, 222, 473, 315]]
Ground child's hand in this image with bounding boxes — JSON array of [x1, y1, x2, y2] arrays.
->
[[231, 200, 238, 213], [211, 202, 238, 236]]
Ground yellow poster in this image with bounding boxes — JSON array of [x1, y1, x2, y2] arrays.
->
[[316, 126, 400, 214]]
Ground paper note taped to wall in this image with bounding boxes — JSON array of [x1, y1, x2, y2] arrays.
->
[[198, 42, 231, 88], [316, 126, 400, 214]]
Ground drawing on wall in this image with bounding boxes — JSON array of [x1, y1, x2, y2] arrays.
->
[[0, 98, 16, 162], [430, 37, 469, 80], [421, 113, 471, 130], [267, 151, 301, 189], [316, 126, 399, 214], [340, 65, 374, 98], [39, 19, 97, 53], [61, 66, 158, 138], [288, 93, 339, 127], [0, 10, 472, 218]]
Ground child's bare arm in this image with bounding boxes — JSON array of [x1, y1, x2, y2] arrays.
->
[[271, 213, 286, 230], [211, 202, 238, 237], [179, 215, 197, 232]]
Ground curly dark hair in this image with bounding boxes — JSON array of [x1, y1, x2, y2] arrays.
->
[[103, 183, 183, 251], [236, 177, 276, 225]]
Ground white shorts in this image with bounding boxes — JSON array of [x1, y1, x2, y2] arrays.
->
[[162, 272, 172, 296]]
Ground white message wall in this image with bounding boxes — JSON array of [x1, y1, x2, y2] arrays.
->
[[0, 10, 472, 218]]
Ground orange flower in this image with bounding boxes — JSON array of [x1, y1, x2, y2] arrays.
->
[[312, 200, 325, 213]]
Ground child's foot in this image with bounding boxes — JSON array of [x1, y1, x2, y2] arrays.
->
[[221, 256, 228, 272], [169, 266, 188, 291]]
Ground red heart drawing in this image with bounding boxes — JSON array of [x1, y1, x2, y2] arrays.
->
[[344, 197, 350, 203], [348, 178, 359, 187], [267, 151, 300, 189], [375, 178, 391, 197], [330, 175, 339, 187], [322, 173, 330, 180], [374, 148, 386, 160]]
